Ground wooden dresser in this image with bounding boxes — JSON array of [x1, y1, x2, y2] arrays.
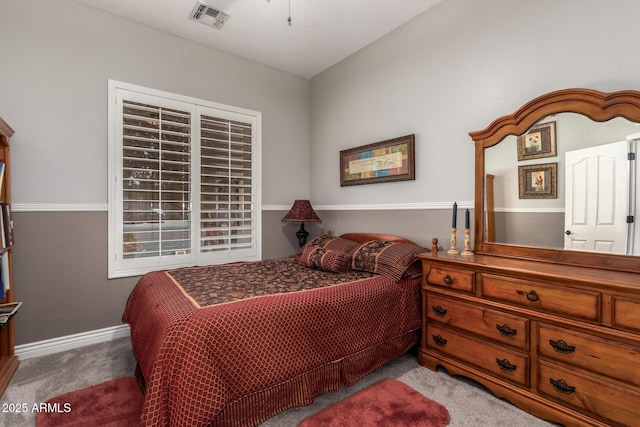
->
[[418, 251, 640, 427]]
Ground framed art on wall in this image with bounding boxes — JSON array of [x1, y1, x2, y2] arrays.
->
[[518, 162, 557, 199], [340, 134, 415, 186], [517, 121, 557, 161]]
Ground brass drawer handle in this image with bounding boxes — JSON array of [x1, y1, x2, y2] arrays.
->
[[443, 274, 453, 285], [432, 334, 447, 346], [549, 378, 576, 395], [549, 339, 576, 354], [496, 324, 517, 337], [432, 305, 447, 316], [526, 290, 539, 302], [496, 358, 517, 372]]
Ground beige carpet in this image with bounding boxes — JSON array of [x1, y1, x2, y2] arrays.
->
[[1, 337, 558, 427]]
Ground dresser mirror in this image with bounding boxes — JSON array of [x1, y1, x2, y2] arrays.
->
[[470, 88, 640, 272]]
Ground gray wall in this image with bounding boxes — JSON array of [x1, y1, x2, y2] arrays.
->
[[4, 0, 640, 345], [12, 212, 137, 343], [493, 212, 565, 250], [316, 210, 455, 251]]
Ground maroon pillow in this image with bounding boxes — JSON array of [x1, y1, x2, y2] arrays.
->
[[323, 237, 360, 253], [300, 246, 351, 273], [303, 234, 335, 250], [302, 235, 360, 254], [351, 240, 424, 282]]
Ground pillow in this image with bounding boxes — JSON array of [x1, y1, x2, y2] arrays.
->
[[303, 234, 335, 250], [302, 234, 360, 254], [300, 246, 351, 273], [351, 240, 425, 282]]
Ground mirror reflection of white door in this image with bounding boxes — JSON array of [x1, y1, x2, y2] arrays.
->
[[564, 140, 630, 253], [630, 134, 639, 255]]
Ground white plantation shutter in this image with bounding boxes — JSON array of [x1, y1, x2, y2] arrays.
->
[[109, 81, 261, 278], [199, 113, 254, 253], [122, 100, 192, 259]]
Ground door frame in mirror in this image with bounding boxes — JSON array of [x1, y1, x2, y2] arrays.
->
[[470, 88, 640, 273]]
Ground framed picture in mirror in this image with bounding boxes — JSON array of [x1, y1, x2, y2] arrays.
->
[[517, 121, 557, 160], [518, 162, 557, 199]]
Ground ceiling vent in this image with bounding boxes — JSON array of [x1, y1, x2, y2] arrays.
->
[[189, 1, 230, 30]]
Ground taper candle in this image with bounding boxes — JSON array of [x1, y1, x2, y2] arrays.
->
[[452, 202, 457, 228], [465, 208, 470, 229]]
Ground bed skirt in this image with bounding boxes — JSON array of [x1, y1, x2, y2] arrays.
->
[[207, 329, 420, 427]]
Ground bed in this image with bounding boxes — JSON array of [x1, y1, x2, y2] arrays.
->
[[123, 232, 425, 426]]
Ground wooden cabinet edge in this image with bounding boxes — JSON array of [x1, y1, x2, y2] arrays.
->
[[0, 116, 16, 399], [0, 355, 18, 398]]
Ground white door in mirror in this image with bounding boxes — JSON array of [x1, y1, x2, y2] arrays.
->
[[564, 140, 630, 253]]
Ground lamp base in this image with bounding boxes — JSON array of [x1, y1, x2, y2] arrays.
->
[[296, 223, 309, 247]]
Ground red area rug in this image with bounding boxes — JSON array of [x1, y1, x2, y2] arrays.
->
[[36, 377, 143, 427], [297, 378, 450, 427]]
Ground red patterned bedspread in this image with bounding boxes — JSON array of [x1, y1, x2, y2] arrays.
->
[[123, 257, 421, 426]]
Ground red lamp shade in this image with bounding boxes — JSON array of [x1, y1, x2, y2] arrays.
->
[[282, 200, 321, 247], [281, 200, 322, 224]]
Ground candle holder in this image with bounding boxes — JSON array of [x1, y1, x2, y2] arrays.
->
[[461, 228, 473, 256], [447, 228, 459, 254]]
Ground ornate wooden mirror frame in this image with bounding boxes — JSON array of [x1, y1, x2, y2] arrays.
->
[[469, 88, 640, 273]]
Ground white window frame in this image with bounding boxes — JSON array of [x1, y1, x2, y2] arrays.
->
[[108, 80, 262, 278]]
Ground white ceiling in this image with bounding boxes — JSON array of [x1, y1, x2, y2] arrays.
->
[[73, 0, 444, 79]]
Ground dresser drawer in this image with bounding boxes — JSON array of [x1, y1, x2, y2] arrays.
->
[[538, 360, 640, 426], [426, 294, 529, 350], [612, 296, 640, 334], [426, 265, 475, 293], [480, 274, 600, 321], [538, 323, 640, 388], [426, 324, 528, 386]]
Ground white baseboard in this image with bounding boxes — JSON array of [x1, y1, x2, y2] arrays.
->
[[15, 325, 131, 360]]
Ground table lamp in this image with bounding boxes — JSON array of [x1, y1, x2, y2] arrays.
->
[[281, 200, 322, 247]]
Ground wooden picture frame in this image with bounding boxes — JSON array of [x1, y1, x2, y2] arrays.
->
[[518, 162, 557, 199], [517, 121, 557, 161], [340, 134, 415, 186]]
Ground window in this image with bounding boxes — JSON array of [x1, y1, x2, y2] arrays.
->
[[108, 81, 261, 278]]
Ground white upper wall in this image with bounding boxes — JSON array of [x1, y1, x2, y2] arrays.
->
[[0, 0, 310, 207], [310, 0, 640, 207], [4, 0, 640, 211], [486, 114, 639, 211]]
